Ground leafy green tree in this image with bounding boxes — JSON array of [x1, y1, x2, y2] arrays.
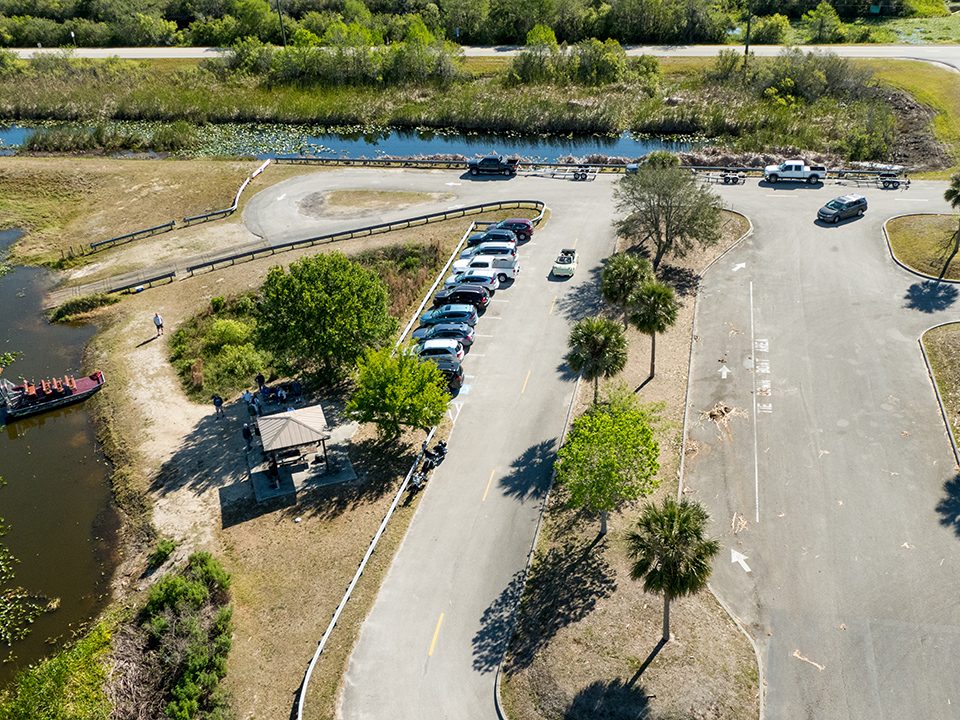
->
[[346, 347, 450, 440], [801, 1, 843, 43], [441, 0, 489, 42], [256, 253, 396, 382], [566, 316, 628, 404], [939, 172, 960, 277], [614, 163, 723, 271], [525, 22, 558, 47], [626, 497, 720, 642], [629, 281, 679, 380], [555, 392, 660, 536], [601, 253, 653, 326]]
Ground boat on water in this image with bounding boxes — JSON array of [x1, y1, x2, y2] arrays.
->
[[0, 370, 105, 420]]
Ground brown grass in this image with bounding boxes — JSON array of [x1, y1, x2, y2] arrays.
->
[[887, 214, 960, 280], [325, 189, 443, 210], [500, 210, 759, 720], [922, 322, 960, 449], [0, 157, 319, 265]]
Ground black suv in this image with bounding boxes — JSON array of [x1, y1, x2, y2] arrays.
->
[[433, 284, 490, 309], [466, 228, 518, 247], [432, 358, 464, 392], [468, 155, 519, 176], [817, 194, 867, 224]]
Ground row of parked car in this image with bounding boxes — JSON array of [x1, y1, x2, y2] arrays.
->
[[409, 218, 535, 393]]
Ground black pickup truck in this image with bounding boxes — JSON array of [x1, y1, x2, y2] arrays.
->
[[468, 155, 519, 176]]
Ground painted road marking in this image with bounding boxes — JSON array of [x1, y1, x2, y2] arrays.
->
[[445, 182, 462, 186], [428, 613, 445, 656], [572, 238, 579, 248], [895, 198, 928, 202], [491, 299, 510, 304], [482, 469, 496, 502], [764, 194, 798, 198], [749, 281, 760, 524], [476, 334, 495, 338], [276, 193, 287, 201], [718, 365, 732, 380], [549, 296, 557, 315], [520, 369, 532, 395], [447, 204, 464, 210], [731, 549, 752, 573], [732, 262, 746, 272]]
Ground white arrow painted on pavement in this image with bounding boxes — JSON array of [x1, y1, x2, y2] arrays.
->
[[732, 262, 746, 272], [718, 365, 732, 380], [731, 549, 752, 573]]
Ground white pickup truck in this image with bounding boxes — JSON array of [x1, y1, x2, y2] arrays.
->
[[763, 160, 827, 184]]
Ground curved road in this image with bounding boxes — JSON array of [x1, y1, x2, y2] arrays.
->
[[8, 44, 960, 71]]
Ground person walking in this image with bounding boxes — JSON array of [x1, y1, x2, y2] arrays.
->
[[212, 393, 224, 418], [256, 372, 266, 392], [242, 423, 253, 450], [153, 312, 164, 336]]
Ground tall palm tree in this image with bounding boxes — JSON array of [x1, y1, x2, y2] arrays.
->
[[626, 497, 720, 642], [601, 253, 653, 326], [566, 317, 628, 404], [940, 172, 960, 278], [629, 281, 679, 380]]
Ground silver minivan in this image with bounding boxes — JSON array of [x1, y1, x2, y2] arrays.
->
[[459, 242, 517, 261]]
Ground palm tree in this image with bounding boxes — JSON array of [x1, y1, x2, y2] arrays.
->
[[940, 172, 960, 278], [626, 497, 720, 642], [629, 281, 679, 380], [566, 317, 628, 404], [601, 253, 653, 326]]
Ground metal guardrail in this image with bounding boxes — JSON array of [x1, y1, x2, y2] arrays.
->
[[89, 221, 177, 251], [86, 159, 272, 253], [184, 199, 546, 277]]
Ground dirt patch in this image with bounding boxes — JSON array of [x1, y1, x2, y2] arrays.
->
[[501, 210, 759, 720], [876, 86, 952, 171], [301, 189, 453, 219]]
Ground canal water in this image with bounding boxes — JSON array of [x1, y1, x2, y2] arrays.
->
[[0, 122, 692, 160], [0, 229, 118, 686]]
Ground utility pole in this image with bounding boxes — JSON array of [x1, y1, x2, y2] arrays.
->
[[742, 0, 752, 83], [275, 0, 287, 48]]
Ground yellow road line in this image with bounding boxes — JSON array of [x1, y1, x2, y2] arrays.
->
[[428, 613, 445, 657], [548, 296, 557, 315], [482, 468, 496, 502], [572, 237, 579, 248], [520, 369, 532, 395]]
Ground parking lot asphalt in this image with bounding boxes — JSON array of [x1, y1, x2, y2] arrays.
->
[[245, 170, 960, 720], [686, 180, 960, 720]]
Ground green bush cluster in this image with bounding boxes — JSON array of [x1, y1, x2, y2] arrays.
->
[[24, 120, 197, 153], [0, 0, 945, 49], [49, 292, 119, 322], [213, 32, 462, 88], [146, 537, 177, 571], [508, 29, 657, 88], [170, 293, 270, 399], [141, 552, 232, 720]]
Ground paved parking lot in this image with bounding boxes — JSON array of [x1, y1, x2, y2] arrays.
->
[[247, 170, 960, 720]]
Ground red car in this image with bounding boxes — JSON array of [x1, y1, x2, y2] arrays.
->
[[494, 218, 534, 242]]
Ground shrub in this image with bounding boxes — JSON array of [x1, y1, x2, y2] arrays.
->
[[205, 318, 252, 350], [146, 537, 177, 571], [49, 293, 119, 322], [751, 14, 790, 44], [210, 296, 225, 313], [213, 342, 268, 384], [151, 120, 197, 152]]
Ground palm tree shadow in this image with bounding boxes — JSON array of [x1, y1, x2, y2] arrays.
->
[[904, 280, 958, 313], [497, 438, 557, 503], [935, 473, 960, 537], [563, 678, 653, 720], [473, 536, 615, 675]]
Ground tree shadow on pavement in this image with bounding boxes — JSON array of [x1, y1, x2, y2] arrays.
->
[[563, 679, 652, 720], [498, 438, 557, 503], [555, 264, 603, 321], [904, 281, 958, 313], [472, 536, 616, 674], [935, 474, 960, 538]]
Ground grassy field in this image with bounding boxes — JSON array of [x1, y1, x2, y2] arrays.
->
[[501, 211, 759, 720], [922, 322, 960, 451], [868, 59, 960, 175], [886, 214, 960, 279]]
